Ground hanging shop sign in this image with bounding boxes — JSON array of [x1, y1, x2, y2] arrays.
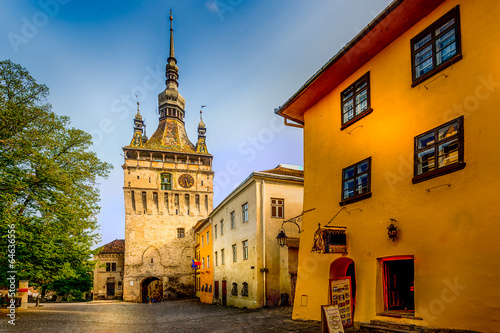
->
[[330, 277, 353, 328], [311, 225, 347, 254]]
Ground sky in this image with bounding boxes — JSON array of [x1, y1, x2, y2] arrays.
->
[[1, 0, 393, 247]]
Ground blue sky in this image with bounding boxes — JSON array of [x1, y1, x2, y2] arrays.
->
[[1, 0, 392, 247]]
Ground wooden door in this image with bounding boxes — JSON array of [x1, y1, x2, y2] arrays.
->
[[106, 282, 115, 297], [221, 280, 227, 306], [214, 281, 219, 300]]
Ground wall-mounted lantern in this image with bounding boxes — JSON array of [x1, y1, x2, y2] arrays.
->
[[276, 209, 314, 247], [387, 218, 398, 242]]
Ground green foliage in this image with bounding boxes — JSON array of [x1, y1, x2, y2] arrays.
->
[[0, 60, 112, 291]]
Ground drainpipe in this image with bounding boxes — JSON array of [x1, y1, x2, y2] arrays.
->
[[261, 179, 267, 307]]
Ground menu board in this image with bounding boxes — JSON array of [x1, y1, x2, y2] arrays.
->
[[321, 305, 344, 333], [329, 277, 353, 327]]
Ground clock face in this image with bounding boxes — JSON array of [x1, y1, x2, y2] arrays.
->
[[178, 174, 194, 188]]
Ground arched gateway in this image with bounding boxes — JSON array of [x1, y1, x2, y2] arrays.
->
[[141, 277, 163, 303]]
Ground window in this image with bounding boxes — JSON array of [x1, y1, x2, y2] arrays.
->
[[202, 257, 205, 270], [142, 191, 147, 214], [381, 257, 415, 312], [177, 228, 185, 238], [220, 220, 224, 235], [241, 282, 248, 297], [413, 116, 464, 184], [153, 192, 159, 213], [230, 211, 235, 229], [271, 198, 284, 218], [131, 191, 136, 212], [215, 251, 218, 266], [207, 255, 210, 269], [411, 6, 461, 86], [185, 194, 190, 215], [174, 194, 179, 215], [201, 235, 204, 247], [341, 72, 371, 128], [106, 263, 116, 272], [161, 173, 172, 190], [206, 231, 210, 244], [195, 194, 200, 214], [242, 203, 248, 223], [242, 240, 248, 260], [164, 193, 169, 213], [341, 157, 371, 205], [231, 283, 238, 296], [232, 244, 237, 262], [214, 225, 217, 239], [221, 249, 225, 265]]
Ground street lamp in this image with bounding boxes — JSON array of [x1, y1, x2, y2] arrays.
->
[[276, 209, 314, 247]]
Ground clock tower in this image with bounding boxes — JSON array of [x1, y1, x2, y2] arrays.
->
[[122, 12, 213, 302]]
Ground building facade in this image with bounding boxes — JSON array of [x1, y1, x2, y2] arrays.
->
[[277, 0, 500, 332], [122, 13, 214, 302], [195, 218, 213, 304], [93, 239, 125, 300], [211, 165, 303, 309]]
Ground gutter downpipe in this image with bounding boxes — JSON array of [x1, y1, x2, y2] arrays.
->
[[261, 178, 267, 307]]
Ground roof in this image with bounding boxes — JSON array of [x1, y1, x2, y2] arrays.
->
[[276, 0, 447, 123], [260, 164, 304, 178], [210, 164, 304, 217], [97, 239, 125, 254], [194, 218, 211, 232]]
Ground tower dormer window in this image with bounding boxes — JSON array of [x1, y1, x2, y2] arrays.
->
[[161, 173, 172, 190]]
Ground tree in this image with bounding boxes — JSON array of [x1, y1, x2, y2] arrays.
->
[[0, 60, 113, 292]]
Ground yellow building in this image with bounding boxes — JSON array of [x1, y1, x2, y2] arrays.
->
[[195, 218, 213, 304], [211, 165, 304, 309], [276, 0, 500, 332]]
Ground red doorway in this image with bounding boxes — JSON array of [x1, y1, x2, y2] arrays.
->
[[330, 257, 356, 308]]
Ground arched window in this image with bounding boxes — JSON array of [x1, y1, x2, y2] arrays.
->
[[241, 282, 248, 297], [231, 283, 238, 296], [201, 285, 205, 292], [209, 285, 212, 293], [161, 173, 172, 190]]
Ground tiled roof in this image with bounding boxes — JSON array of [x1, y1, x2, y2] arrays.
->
[[260, 165, 304, 178], [98, 239, 125, 254]]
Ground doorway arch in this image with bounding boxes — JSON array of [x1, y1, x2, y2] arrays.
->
[[330, 257, 356, 307], [141, 277, 163, 303]]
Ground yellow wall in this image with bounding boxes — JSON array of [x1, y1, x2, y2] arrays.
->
[[292, 1, 500, 332], [199, 221, 213, 304]]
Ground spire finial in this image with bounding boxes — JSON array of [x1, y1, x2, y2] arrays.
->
[[169, 9, 175, 59], [135, 94, 141, 117]]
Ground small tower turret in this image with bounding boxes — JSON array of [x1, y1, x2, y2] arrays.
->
[[196, 106, 208, 154]]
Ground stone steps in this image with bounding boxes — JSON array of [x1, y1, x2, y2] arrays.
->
[[359, 320, 420, 333]]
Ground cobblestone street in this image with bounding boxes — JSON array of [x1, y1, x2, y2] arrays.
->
[[0, 299, 320, 333]]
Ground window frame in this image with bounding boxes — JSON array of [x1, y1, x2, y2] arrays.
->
[[411, 6, 462, 87], [242, 203, 248, 223], [221, 249, 225, 265], [271, 198, 284, 218], [340, 157, 372, 206], [214, 224, 217, 239], [177, 228, 185, 239], [230, 211, 235, 229], [340, 72, 372, 130], [413, 116, 465, 184], [220, 219, 224, 236], [242, 240, 248, 260], [232, 244, 237, 262]]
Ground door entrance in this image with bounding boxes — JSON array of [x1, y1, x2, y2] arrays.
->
[[141, 277, 163, 303], [221, 280, 227, 306], [214, 281, 219, 300], [330, 257, 356, 308], [383, 258, 414, 311], [106, 282, 115, 297]]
